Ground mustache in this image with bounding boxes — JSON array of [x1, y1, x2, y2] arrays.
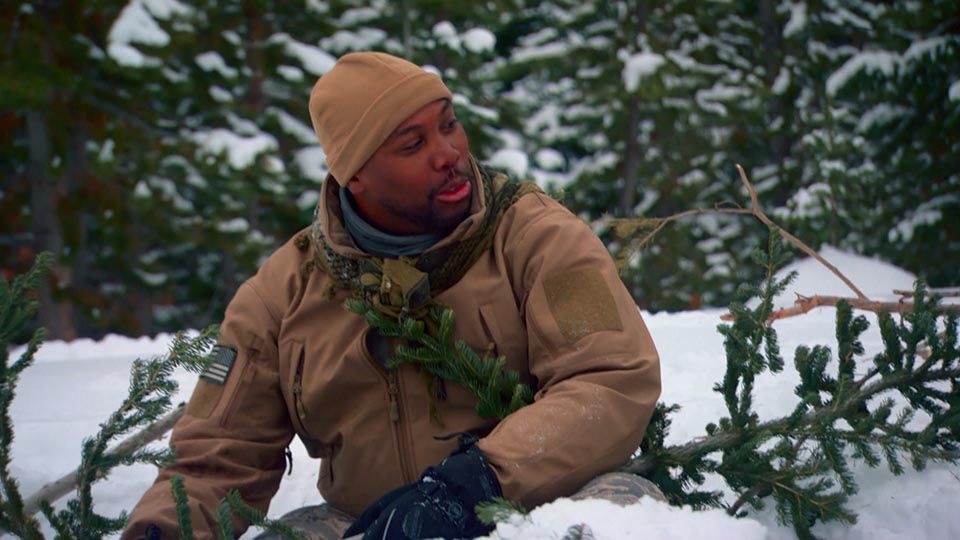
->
[[437, 167, 473, 192]]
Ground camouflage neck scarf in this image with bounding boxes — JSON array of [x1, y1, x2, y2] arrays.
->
[[309, 166, 543, 316]]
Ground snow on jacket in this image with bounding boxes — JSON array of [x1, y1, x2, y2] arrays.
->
[[123, 159, 661, 538]]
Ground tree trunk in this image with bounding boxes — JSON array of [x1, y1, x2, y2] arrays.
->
[[27, 109, 76, 340], [758, 0, 791, 171], [619, 95, 641, 216], [617, 0, 649, 216], [65, 123, 90, 336]]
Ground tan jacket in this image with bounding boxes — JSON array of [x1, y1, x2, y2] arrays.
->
[[124, 164, 661, 538]]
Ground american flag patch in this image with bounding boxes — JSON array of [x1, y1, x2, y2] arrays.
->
[[200, 345, 237, 385]]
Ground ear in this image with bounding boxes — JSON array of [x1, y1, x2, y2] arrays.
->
[[347, 176, 366, 195]]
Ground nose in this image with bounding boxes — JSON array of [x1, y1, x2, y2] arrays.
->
[[430, 135, 461, 172]]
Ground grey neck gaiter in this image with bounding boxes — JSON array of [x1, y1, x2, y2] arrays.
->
[[338, 186, 443, 258]]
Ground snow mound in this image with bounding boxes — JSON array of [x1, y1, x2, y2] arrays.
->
[[484, 497, 768, 540], [771, 245, 916, 309]]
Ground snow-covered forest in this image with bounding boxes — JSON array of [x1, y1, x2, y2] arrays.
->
[[2, 0, 957, 341], [2, 1, 959, 538]]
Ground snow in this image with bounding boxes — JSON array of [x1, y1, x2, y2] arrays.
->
[[783, 3, 807, 38], [903, 36, 950, 63], [487, 498, 768, 540], [107, 42, 161, 68], [488, 149, 530, 178], [189, 129, 279, 170], [772, 66, 791, 94], [463, 28, 496, 54], [511, 41, 571, 64], [826, 50, 897, 97], [195, 51, 238, 78], [786, 181, 830, 217], [949, 80, 960, 102], [534, 148, 565, 171], [217, 217, 250, 234], [889, 194, 958, 242], [621, 51, 666, 92], [8, 250, 960, 539], [268, 107, 317, 145], [209, 86, 233, 103], [276, 64, 304, 82], [109, 1, 170, 47], [293, 146, 328, 183], [107, 0, 190, 67], [270, 33, 336, 76], [320, 28, 386, 52]]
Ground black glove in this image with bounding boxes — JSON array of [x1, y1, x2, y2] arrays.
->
[[143, 524, 162, 540], [344, 435, 501, 539]]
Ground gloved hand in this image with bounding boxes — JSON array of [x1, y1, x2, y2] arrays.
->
[[344, 435, 501, 539], [143, 524, 162, 540]]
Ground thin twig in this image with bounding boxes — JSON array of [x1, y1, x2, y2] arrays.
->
[[733, 165, 867, 301], [611, 166, 869, 301]]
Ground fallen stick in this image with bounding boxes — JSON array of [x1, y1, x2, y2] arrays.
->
[[721, 293, 960, 322], [895, 288, 960, 298], [21, 403, 185, 518]]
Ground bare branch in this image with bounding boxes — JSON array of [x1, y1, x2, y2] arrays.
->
[[895, 288, 960, 298], [733, 164, 867, 301], [610, 165, 869, 302]]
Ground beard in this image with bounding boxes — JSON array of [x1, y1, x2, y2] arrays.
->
[[374, 168, 476, 236]]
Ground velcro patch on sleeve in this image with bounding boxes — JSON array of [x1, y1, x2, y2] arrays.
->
[[185, 380, 223, 419], [199, 345, 237, 385], [543, 268, 623, 343]]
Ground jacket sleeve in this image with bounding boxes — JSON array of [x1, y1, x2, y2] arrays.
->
[[123, 274, 296, 539], [476, 193, 661, 509]]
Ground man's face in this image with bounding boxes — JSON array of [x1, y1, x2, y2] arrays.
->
[[347, 99, 473, 236]]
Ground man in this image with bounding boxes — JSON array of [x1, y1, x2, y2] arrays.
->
[[124, 51, 661, 539]]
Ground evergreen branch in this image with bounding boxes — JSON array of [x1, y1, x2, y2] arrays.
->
[[215, 500, 234, 540], [171, 476, 193, 540], [222, 490, 306, 540], [0, 254, 53, 539], [49, 327, 217, 538], [344, 300, 533, 420], [475, 497, 527, 526], [627, 252, 959, 536], [621, 365, 960, 476], [21, 402, 186, 517]]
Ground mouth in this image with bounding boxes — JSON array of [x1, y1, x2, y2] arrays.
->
[[435, 174, 471, 204]]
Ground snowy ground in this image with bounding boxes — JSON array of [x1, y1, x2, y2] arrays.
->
[[7, 249, 959, 539]]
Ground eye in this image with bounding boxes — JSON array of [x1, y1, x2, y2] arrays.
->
[[442, 117, 459, 131], [401, 138, 423, 152]]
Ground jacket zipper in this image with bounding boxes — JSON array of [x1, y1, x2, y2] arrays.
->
[[362, 331, 416, 483], [292, 348, 309, 425], [387, 371, 401, 422]]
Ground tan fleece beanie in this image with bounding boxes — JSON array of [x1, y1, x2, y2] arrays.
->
[[308, 51, 453, 185]]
